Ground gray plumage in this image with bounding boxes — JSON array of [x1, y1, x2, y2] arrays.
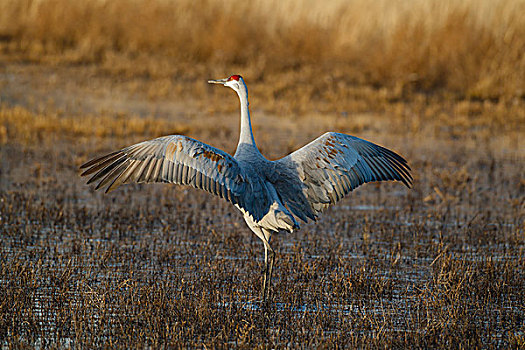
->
[[80, 75, 412, 300]]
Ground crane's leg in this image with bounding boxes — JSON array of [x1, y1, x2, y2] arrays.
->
[[244, 220, 275, 301], [262, 244, 268, 299], [266, 244, 275, 300], [262, 239, 274, 301]]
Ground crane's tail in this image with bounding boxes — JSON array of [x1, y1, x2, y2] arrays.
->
[[258, 202, 299, 233]]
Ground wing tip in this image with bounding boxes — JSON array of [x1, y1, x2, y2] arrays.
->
[[79, 150, 121, 170], [401, 162, 414, 188], [401, 176, 413, 189]]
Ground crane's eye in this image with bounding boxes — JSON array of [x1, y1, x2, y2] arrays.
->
[[228, 75, 241, 82]]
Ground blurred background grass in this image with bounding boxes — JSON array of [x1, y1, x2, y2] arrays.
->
[[1, 0, 524, 100]]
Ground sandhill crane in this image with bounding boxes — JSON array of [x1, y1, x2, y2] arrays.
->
[[80, 75, 412, 300]]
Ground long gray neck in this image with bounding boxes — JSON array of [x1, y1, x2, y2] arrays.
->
[[236, 84, 257, 149]]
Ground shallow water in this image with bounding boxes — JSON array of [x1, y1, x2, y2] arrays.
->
[[2, 209, 523, 347]]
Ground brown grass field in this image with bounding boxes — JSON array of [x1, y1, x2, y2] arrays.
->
[[1, 0, 524, 347]]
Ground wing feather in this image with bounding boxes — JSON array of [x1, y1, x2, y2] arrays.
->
[[272, 132, 412, 222], [80, 151, 120, 170], [80, 135, 270, 221], [88, 156, 126, 186], [80, 152, 123, 176]]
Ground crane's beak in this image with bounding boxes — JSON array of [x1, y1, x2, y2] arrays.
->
[[208, 78, 228, 85]]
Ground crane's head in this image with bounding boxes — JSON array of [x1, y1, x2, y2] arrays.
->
[[208, 75, 246, 95]]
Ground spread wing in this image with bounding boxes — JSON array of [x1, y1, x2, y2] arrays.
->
[[80, 135, 271, 221], [271, 132, 412, 222]]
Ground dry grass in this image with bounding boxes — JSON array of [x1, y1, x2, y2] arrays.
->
[[0, 104, 189, 145], [1, 0, 524, 99]]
